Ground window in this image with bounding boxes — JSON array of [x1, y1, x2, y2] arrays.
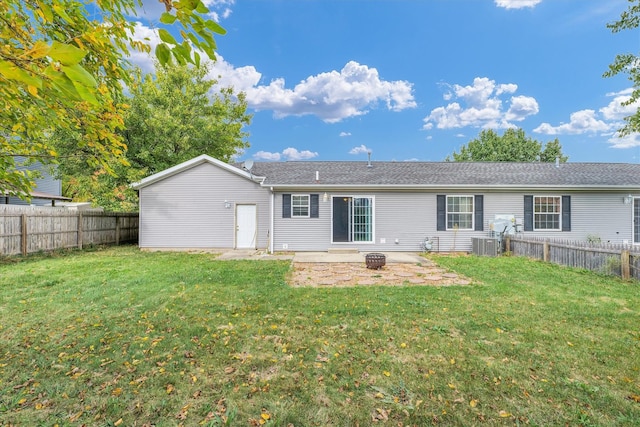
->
[[447, 195, 473, 230], [291, 195, 309, 217], [282, 194, 319, 219], [534, 196, 561, 230]]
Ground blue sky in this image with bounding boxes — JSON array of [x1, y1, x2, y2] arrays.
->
[[130, 0, 640, 163]]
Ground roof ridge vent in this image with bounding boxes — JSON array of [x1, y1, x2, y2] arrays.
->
[[367, 151, 373, 168]]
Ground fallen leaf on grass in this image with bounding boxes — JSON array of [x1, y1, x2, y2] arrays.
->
[[627, 394, 640, 403], [499, 410, 511, 417]]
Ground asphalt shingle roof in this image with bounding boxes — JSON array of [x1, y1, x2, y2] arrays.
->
[[246, 161, 640, 188]]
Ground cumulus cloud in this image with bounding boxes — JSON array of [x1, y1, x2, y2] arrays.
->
[[241, 61, 416, 122], [532, 89, 640, 148], [600, 88, 638, 121], [339, 132, 352, 137], [253, 148, 318, 161], [495, 0, 542, 9], [423, 77, 539, 130], [253, 151, 281, 161], [282, 147, 319, 160], [534, 110, 611, 135], [349, 145, 371, 155], [608, 132, 640, 149], [125, 29, 415, 123]]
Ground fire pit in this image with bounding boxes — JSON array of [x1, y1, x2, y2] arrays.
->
[[365, 253, 386, 269]]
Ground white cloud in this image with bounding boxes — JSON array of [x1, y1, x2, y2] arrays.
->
[[495, 0, 542, 9], [600, 89, 638, 121], [423, 77, 539, 130], [253, 148, 318, 161], [349, 145, 371, 155], [282, 147, 319, 160], [243, 61, 416, 122], [608, 132, 640, 149], [339, 132, 352, 137], [534, 109, 612, 135], [126, 26, 415, 123], [253, 151, 281, 161]]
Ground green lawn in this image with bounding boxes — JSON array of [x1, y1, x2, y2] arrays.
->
[[0, 246, 638, 426]]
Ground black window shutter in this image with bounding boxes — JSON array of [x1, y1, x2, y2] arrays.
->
[[562, 195, 571, 231], [310, 194, 319, 218], [474, 195, 484, 231], [282, 194, 291, 218], [524, 195, 533, 231], [437, 195, 446, 231]]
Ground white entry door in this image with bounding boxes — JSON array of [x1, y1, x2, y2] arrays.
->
[[236, 204, 257, 249]]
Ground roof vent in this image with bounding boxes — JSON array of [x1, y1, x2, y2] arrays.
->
[[555, 157, 560, 168], [315, 170, 319, 182], [367, 151, 373, 168]]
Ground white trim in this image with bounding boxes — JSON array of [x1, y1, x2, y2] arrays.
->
[[131, 155, 265, 189], [330, 195, 375, 244], [291, 194, 310, 218], [446, 195, 474, 231], [533, 195, 562, 231]]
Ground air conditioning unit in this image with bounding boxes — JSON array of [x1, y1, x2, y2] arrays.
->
[[471, 237, 499, 257]]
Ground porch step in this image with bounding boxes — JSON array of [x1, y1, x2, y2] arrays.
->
[[328, 248, 359, 254]]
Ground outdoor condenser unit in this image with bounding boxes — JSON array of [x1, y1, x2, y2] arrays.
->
[[471, 237, 499, 257]]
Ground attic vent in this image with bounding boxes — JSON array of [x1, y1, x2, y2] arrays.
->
[[367, 151, 372, 168], [315, 171, 319, 182]]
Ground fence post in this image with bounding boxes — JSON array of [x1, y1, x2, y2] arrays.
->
[[621, 250, 630, 280], [77, 212, 83, 250], [21, 213, 27, 256], [115, 214, 120, 246], [543, 239, 550, 262]]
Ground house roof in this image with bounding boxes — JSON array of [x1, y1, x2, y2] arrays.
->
[[132, 154, 262, 189], [133, 155, 640, 191], [248, 161, 640, 189]]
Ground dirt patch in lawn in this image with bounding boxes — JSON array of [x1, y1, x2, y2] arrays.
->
[[290, 258, 473, 287]]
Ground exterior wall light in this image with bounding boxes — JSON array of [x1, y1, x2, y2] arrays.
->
[[624, 195, 634, 205], [323, 192, 329, 202], [224, 200, 231, 209]]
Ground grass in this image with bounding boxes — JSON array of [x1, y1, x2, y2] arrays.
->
[[0, 246, 639, 426]]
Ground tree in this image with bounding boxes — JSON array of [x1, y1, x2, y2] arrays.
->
[[57, 63, 252, 211], [604, 0, 640, 136], [447, 128, 568, 162], [0, 0, 225, 200]]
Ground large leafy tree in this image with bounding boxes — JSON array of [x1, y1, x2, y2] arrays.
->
[[447, 128, 568, 162], [0, 0, 225, 199], [57, 63, 252, 211], [604, 0, 640, 135]]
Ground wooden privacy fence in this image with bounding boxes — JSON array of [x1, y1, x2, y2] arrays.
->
[[0, 205, 138, 256], [507, 236, 640, 281]]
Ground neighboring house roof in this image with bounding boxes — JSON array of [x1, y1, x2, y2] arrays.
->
[[134, 155, 640, 191]]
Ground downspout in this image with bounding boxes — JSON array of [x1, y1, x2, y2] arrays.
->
[[270, 187, 274, 253]]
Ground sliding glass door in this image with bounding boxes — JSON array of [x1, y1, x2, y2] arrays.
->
[[332, 196, 373, 243]]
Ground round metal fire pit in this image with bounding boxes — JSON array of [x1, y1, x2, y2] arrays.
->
[[365, 253, 386, 269]]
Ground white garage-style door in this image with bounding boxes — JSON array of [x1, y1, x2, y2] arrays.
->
[[236, 204, 257, 249]]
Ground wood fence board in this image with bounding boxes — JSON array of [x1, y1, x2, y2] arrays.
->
[[509, 236, 640, 280], [0, 205, 138, 256]]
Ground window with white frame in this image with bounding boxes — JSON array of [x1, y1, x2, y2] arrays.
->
[[291, 194, 310, 217], [447, 195, 473, 230], [534, 196, 561, 230]]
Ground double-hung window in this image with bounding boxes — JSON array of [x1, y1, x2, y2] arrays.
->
[[291, 195, 310, 217], [534, 196, 561, 230], [447, 195, 474, 230]]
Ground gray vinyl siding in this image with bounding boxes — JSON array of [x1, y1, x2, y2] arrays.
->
[[7, 160, 62, 206], [139, 162, 270, 249], [273, 190, 637, 252]]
